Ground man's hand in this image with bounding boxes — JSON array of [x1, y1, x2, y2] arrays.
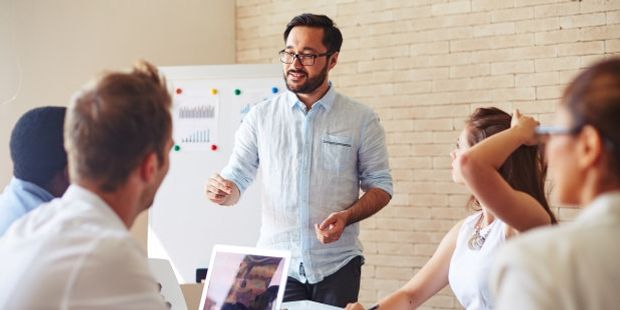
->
[[314, 210, 351, 244], [205, 174, 238, 205]]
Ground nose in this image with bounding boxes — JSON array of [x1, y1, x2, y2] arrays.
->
[[292, 56, 304, 68]]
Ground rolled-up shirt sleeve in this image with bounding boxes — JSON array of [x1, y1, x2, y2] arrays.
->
[[357, 111, 393, 196], [220, 108, 260, 194]]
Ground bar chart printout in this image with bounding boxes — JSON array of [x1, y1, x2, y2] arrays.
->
[[172, 84, 219, 151]]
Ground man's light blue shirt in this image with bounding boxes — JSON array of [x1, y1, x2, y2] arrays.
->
[[221, 85, 393, 283], [0, 177, 54, 236]]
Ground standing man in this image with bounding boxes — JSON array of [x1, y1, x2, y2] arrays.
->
[[0, 61, 172, 309], [207, 14, 393, 307], [0, 106, 69, 236]]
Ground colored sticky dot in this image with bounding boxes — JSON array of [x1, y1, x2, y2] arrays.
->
[[174, 145, 181, 152], [210, 88, 218, 95], [175, 88, 182, 95], [234, 89, 241, 96], [211, 144, 218, 151], [271, 87, 279, 94]]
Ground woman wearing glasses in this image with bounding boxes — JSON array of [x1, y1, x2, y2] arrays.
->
[[346, 107, 556, 310], [492, 58, 620, 309]]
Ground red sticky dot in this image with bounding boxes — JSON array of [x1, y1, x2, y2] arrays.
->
[[211, 144, 218, 151], [175, 88, 183, 94]]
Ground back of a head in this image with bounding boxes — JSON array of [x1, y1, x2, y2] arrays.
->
[[10, 106, 67, 188], [283, 13, 343, 53], [466, 107, 555, 223], [562, 57, 620, 182], [64, 60, 172, 192]]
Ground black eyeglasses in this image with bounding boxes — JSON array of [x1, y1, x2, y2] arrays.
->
[[278, 50, 333, 66]]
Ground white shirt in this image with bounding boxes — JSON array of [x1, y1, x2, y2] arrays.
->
[[492, 192, 620, 310], [449, 212, 505, 310], [221, 85, 392, 283], [0, 185, 167, 310]]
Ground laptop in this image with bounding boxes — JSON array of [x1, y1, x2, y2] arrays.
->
[[198, 245, 291, 310]]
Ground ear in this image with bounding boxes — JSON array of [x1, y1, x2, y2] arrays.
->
[[577, 125, 604, 170], [328, 52, 339, 70], [139, 152, 158, 183]]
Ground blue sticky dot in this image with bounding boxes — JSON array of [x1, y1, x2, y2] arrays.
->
[[272, 87, 279, 94]]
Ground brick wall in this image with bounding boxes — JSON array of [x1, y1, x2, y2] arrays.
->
[[236, 1, 620, 308]]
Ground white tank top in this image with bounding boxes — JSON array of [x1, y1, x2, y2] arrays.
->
[[449, 212, 505, 310]]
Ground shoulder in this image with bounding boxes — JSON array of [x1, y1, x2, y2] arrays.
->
[[496, 224, 577, 275], [86, 233, 146, 267], [241, 93, 287, 126], [333, 91, 375, 116], [250, 92, 287, 114]]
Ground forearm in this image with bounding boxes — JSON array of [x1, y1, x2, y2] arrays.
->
[[345, 188, 391, 225], [463, 127, 524, 171], [376, 290, 419, 310]]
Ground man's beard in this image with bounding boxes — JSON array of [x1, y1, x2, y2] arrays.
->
[[284, 61, 329, 94]]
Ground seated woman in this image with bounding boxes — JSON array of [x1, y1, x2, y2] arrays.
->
[[492, 58, 620, 309], [346, 107, 556, 310]]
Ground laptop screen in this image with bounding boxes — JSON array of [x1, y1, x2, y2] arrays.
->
[[198, 245, 291, 310]]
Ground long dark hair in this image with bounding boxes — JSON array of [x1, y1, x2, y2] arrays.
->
[[465, 107, 557, 224]]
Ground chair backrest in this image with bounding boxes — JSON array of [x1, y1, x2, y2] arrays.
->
[[149, 258, 188, 310]]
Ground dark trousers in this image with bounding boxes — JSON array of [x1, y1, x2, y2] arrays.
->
[[283, 256, 363, 308]]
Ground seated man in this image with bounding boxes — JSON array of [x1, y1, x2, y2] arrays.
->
[[0, 106, 69, 236], [0, 61, 173, 309]]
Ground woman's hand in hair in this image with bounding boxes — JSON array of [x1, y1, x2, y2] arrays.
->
[[510, 109, 539, 146]]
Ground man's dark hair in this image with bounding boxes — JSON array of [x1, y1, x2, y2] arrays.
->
[[283, 13, 343, 53], [10, 106, 67, 188]]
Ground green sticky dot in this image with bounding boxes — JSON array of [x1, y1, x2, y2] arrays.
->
[[234, 89, 241, 96], [174, 145, 181, 152]]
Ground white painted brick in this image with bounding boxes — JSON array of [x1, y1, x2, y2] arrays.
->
[[514, 0, 559, 7], [515, 17, 560, 33], [580, 1, 620, 14], [491, 60, 535, 75], [580, 25, 620, 41], [515, 72, 560, 87], [471, 0, 514, 12], [534, 28, 581, 45], [536, 85, 564, 100], [513, 100, 558, 113], [559, 12, 606, 29], [607, 10, 620, 25], [470, 45, 557, 64], [410, 41, 451, 56], [535, 56, 582, 72], [473, 22, 516, 37], [491, 7, 534, 22], [431, 1, 471, 16], [450, 64, 490, 78], [534, 2, 581, 18], [557, 41, 605, 56], [607, 39, 620, 53]]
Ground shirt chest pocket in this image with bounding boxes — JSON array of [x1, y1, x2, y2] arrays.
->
[[321, 134, 354, 172]]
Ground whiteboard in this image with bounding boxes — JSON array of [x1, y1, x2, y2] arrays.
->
[[149, 64, 285, 283]]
